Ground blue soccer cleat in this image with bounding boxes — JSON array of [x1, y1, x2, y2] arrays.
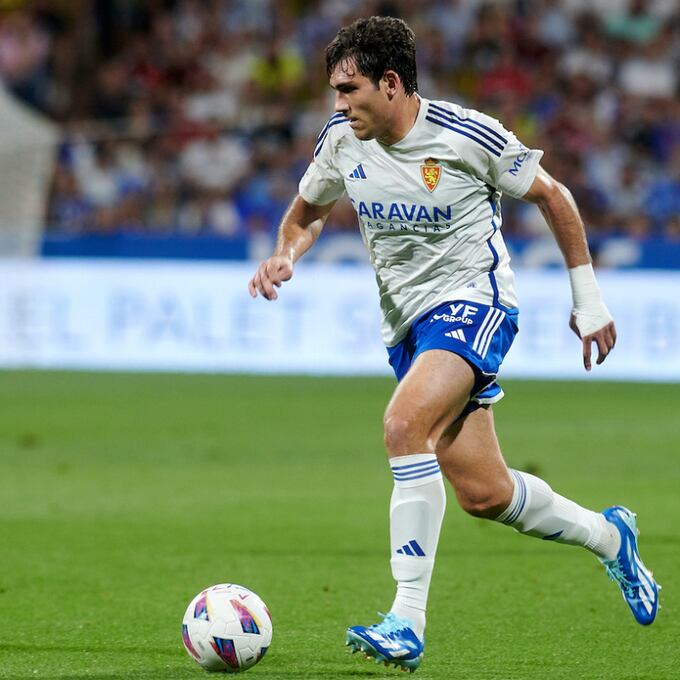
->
[[345, 612, 423, 672], [601, 506, 659, 625]]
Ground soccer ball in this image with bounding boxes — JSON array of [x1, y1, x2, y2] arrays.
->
[[182, 584, 272, 673]]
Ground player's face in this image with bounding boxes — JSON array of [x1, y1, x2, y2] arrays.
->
[[329, 59, 391, 141]]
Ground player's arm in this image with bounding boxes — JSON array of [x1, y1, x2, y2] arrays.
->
[[522, 165, 616, 371], [248, 195, 336, 301]]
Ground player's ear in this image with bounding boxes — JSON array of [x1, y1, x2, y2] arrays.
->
[[382, 70, 400, 98]]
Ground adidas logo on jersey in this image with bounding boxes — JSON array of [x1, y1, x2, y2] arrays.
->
[[347, 163, 367, 180]]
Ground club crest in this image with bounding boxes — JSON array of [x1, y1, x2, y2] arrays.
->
[[420, 158, 441, 192]]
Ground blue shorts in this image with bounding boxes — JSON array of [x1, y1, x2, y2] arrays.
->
[[386, 300, 519, 417]]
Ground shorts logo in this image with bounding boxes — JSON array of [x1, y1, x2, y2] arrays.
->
[[445, 328, 466, 342], [430, 303, 478, 326], [420, 158, 441, 192]]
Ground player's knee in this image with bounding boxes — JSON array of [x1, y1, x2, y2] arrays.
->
[[458, 492, 509, 519], [383, 412, 431, 456], [455, 479, 513, 519]]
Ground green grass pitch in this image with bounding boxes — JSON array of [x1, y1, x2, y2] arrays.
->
[[0, 372, 678, 679]]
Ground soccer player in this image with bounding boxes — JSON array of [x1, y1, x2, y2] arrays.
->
[[248, 16, 659, 673]]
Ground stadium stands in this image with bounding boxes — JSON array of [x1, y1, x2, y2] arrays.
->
[[0, 0, 677, 252]]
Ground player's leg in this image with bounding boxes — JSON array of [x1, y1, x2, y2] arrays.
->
[[436, 406, 659, 624], [346, 350, 474, 669], [383, 350, 476, 630], [436, 406, 617, 549]]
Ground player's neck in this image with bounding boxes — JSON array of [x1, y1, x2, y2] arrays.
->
[[377, 94, 420, 147]]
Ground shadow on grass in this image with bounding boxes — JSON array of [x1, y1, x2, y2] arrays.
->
[[0, 644, 389, 679], [3, 666, 389, 680], [5, 672, 387, 680], [0, 643, 180, 656], [1, 662, 197, 680]]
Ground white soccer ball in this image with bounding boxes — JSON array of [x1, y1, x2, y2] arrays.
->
[[182, 583, 273, 673]]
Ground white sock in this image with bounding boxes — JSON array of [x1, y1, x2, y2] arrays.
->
[[496, 470, 620, 560], [388, 453, 446, 640]]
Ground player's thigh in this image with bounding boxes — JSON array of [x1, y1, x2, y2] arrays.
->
[[435, 406, 513, 514], [384, 349, 476, 455]]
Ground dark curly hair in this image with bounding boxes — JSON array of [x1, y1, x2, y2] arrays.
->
[[325, 16, 418, 96]]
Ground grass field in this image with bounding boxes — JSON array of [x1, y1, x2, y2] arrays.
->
[[0, 372, 678, 680]]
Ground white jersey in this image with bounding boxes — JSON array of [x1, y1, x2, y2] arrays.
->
[[298, 96, 543, 346]]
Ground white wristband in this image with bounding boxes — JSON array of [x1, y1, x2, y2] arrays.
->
[[567, 263, 613, 337], [568, 263, 601, 307]]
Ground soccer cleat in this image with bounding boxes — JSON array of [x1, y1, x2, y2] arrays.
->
[[345, 612, 423, 672], [600, 505, 659, 625]]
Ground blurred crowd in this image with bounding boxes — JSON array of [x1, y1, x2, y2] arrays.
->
[[1, 0, 678, 240]]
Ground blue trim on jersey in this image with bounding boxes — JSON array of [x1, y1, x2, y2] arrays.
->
[[428, 102, 508, 146], [486, 197, 500, 306], [427, 107, 505, 152], [314, 117, 349, 157], [315, 113, 345, 144], [488, 193, 499, 222], [425, 115, 502, 157], [487, 240, 500, 307]]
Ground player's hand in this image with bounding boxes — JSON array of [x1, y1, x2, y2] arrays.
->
[[569, 302, 617, 371], [248, 255, 294, 300]]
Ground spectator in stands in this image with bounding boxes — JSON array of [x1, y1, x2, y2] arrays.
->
[[179, 119, 250, 193], [0, 9, 50, 110], [618, 30, 677, 100], [48, 161, 92, 233], [605, 0, 664, 44], [646, 148, 680, 232]]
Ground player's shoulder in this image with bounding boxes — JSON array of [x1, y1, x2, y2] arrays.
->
[[422, 97, 512, 158], [313, 112, 352, 159]]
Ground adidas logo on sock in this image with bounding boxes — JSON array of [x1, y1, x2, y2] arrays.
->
[[347, 163, 367, 179], [396, 539, 425, 556]]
